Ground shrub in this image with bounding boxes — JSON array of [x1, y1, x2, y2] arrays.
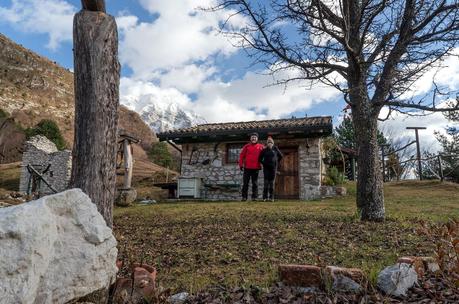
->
[[323, 166, 345, 186], [0, 108, 8, 119], [25, 119, 66, 150], [418, 219, 459, 286]]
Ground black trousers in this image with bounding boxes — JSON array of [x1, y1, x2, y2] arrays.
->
[[263, 179, 275, 199], [241, 169, 259, 199]]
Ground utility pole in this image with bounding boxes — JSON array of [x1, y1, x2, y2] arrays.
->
[[437, 155, 444, 182], [380, 144, 390, 182], [406, 127, 426, 180]]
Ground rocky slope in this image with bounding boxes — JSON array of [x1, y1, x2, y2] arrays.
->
[[0, 33, 156, 163]]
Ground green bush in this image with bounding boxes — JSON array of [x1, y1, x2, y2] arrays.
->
[[323, 166, 345, 186], [0, 108, 8, 119], [148, 142, 173, 168], [25, 119, 66, 150]]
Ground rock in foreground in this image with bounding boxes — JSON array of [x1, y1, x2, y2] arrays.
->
[[377, 263, 418, 297], [0, 189, 117, 304]]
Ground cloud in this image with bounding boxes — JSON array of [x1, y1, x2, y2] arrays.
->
[[379, 106, 450, 152], [118, 0, 244, 80], [400, 49, 459, 99], [121, 68, 342, 123], [0, 0, 76, 49]]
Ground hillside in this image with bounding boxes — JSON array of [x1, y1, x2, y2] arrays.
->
[[0, 33, 156, 163]]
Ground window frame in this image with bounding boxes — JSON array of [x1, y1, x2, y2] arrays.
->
[[225, 143, 245, 164]]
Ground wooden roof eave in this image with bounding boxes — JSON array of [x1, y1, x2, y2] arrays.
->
[[158, 124, 332, 144]]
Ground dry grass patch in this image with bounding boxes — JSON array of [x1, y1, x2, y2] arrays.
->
[[114, 181, 458, 292]]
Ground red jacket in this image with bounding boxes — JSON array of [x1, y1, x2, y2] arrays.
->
[[239, 143, 264, 170]]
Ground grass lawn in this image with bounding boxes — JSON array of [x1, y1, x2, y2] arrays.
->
[[113, 180, 459, 293], [0, 162, 21, 197]]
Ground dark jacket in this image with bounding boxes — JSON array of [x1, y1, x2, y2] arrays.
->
[[259, 146, 283, 179]]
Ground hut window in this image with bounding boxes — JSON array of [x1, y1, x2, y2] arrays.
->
[[226, 143, 244, 163]]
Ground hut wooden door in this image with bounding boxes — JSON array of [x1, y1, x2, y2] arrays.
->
[[275, 147, 299, 199]]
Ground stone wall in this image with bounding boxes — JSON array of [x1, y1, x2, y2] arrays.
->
[[180, 137, 324, 200], [19, 135, 72, 196]]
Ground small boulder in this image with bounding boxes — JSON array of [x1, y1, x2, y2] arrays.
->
[[420, 257, 441, 273], [325, 266, 364, 293], [169, 292, 189, 304], [397, 256, 425, 277], [116, 188, 137, 207], [377, 263, 418, 297], [0, 189, 118, 304], [332, 275, 362, 293]]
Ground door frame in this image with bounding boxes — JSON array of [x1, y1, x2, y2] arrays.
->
[[275, 146, 300, 199]]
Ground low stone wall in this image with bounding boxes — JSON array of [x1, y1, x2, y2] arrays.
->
[[19, 135, 72, 196]]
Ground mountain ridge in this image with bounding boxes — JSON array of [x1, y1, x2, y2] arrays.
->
[[0, 33, 156, 163]]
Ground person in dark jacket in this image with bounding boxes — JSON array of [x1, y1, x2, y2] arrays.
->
[[259, 136, 283, 201], [239, 132, 264, 201]]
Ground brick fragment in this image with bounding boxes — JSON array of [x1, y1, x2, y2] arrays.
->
[[279, 264, 323, 287], [325, 266, 365, 283]]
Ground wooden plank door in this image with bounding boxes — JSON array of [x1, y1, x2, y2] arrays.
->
[[275, 147, 299, 199]]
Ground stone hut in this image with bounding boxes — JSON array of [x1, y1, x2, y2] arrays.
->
[[157, 116, 334, 200], [19, 135, 72, 196]]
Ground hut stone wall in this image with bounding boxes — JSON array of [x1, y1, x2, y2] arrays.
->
[[180, 138, 324, 200], [19, 135, 72, 196]]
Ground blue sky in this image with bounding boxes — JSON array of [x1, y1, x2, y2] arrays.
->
[[0, 0, 456, 150]]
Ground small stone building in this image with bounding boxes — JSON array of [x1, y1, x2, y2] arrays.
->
[[19, 135, 72, 196], [157, 116, 333, 200]]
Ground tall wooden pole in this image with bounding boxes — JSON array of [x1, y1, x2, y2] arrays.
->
[[122, 139, 133, 189], [71, 0, 119, 227], [437, 155, 444, 182], [406, 127, 426, 181], [380, 144, 390, 182]]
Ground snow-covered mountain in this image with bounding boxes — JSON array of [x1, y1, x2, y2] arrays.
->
[[122, 94, 207, 133]]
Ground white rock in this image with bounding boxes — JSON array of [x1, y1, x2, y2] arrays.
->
[[0, 189, 118, 304], [169, 292, 190, 304], [377, 263, 418, 297]]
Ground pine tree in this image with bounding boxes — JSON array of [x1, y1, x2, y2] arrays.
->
[[148, 142, 173, 169], [26, 119, 66, 150], [335, 115, 388, 150]]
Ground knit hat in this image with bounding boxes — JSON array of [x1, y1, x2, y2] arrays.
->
[[267, 136, 274, 144], [250, 132, 259, 138]]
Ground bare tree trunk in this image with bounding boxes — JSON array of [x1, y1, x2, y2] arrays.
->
[[71, 10, 120, 228], [122, 139, 133, 189], [352, 106, 385, 221]]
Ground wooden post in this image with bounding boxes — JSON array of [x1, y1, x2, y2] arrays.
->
[[70, 2, 120, 228], [437, 155, 444, 182], [123, 139, 133, 189], [380, 144, 389, 182], [351, 157, 356, 181], [406, 127, 426, 181]]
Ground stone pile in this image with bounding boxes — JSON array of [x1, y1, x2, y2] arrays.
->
[[279, 264, 365, 294], [278, 256, 440, 297]]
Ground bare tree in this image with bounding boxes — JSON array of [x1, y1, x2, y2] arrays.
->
[[71, 0, 120, 227], [210, 0, 459, 221]]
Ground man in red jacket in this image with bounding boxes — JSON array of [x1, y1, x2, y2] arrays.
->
[[239, 132, 264, 201]]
